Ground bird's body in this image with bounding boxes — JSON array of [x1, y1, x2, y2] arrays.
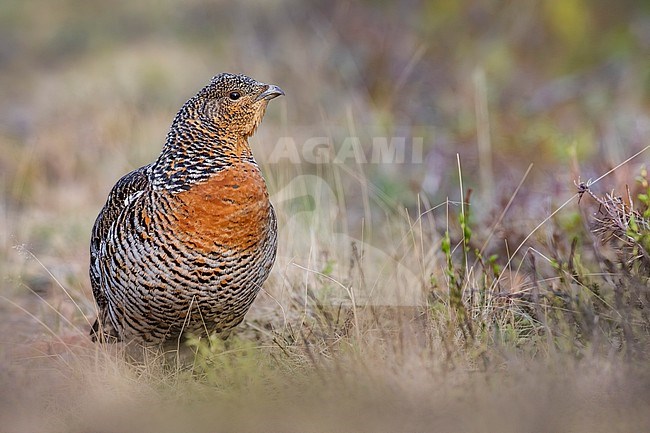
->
[[90, 73, 282, 344]]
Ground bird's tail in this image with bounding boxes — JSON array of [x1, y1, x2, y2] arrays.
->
[[90, 316, 119, 343]]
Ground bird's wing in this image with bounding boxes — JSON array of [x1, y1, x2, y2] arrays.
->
[[89, 164, 152, 319]]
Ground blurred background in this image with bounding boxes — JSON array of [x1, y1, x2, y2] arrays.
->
[[2, 3, 650, 431], [2, 0, 650, 338]]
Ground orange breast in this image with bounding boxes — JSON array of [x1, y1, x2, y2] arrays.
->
[[171, 162, 271, 253]]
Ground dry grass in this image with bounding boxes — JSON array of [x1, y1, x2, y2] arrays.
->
[[2, 1, 650, 431]]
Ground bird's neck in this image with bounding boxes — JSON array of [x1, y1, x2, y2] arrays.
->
[[151, 115, 255, 193]]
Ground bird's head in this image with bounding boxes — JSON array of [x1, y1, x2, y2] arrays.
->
[[194, 72, 284, 140]]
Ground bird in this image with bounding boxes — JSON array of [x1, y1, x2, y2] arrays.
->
[[89, 72, 283, 344]]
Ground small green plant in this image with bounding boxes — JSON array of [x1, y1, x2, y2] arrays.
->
[[438, 195, 474, 345], [184, 333, 275, 390]]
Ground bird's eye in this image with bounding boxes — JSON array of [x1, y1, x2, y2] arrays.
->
[[229, 91, 241, 101]]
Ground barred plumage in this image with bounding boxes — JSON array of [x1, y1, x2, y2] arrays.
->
[[90, 73, 283, 344]]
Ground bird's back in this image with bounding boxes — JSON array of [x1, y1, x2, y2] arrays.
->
[[90, 164, 151, 339]]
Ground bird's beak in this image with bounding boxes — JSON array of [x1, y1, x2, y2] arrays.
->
[[255, 84, 285, 102]]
